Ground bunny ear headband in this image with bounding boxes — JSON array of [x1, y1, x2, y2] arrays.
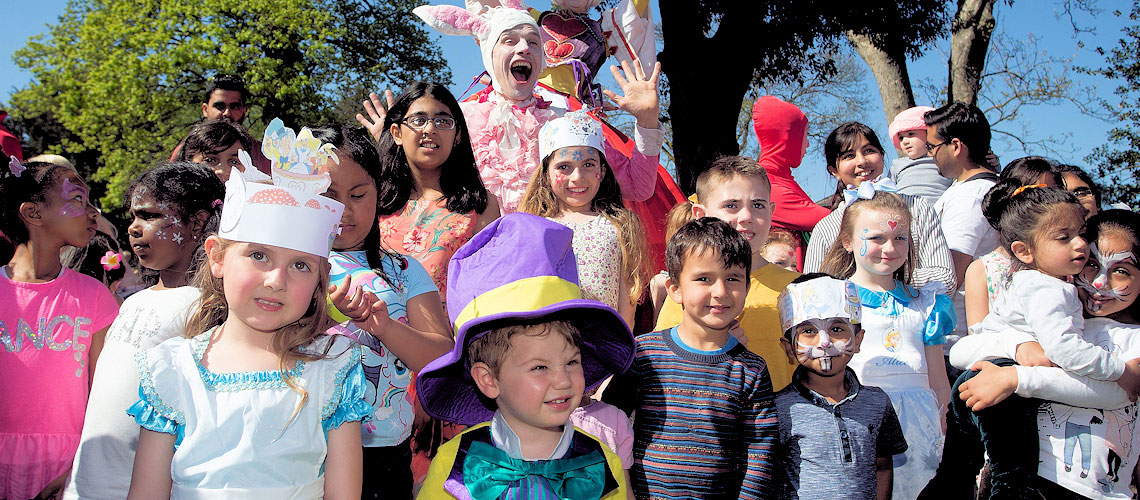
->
[[413, 0, 543, 89]]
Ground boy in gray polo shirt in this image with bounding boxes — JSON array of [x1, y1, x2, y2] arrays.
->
[[774, 274, 908, 500]]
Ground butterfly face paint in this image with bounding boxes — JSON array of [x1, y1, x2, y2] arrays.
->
[[58, 178, 90, 217], [1077, 241, 1138, 312], [792, 318, 857, 372]]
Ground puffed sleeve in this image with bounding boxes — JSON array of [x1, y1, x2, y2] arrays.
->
[[321, 342, 374, 432], [922, 287, 956, 346], [126, 344, 186, 444]]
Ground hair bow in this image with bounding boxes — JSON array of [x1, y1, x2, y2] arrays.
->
[[100, 251, 123, 271], [8, 156, 25, 177], [842, 177, 898, 205]]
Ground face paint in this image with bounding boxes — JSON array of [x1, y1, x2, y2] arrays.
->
[[172, 232, 184, 245], [858, 228, 869, 257], [793, 318, 856, 372], [1076, 241, 1137, 311], [58, 178, 89, 217], [875, 212, 902, 232]]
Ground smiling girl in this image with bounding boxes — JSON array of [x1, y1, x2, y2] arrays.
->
[[519, 110, 648, 328], [821, 190, 955, 500], [804, 122, 956, 295]]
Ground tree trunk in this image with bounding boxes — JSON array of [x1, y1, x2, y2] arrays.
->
[[659, 1, 758, 195], [948, 0, 998, 105], [847, 30, 917, 135]]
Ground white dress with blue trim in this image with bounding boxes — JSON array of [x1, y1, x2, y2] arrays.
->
[[128, 329, 372, 499], [847, 281, 955, 500]]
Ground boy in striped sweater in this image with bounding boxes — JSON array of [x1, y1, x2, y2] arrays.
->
[[605, 217, 778, 499]]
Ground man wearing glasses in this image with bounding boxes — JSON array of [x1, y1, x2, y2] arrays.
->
[[172, 74, 271, 174], [924, 101, 999, 349]]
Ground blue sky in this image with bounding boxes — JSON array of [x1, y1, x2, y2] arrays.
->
[[2, 0, 1131, 200]]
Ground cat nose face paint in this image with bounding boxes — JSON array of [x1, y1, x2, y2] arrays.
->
[[1076, 242, 1137, 312], [793, 318, 856, 372]]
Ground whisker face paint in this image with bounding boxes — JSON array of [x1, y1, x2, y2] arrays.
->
[[1077, 241, 1137, 311], [793, 318, 857, 372]]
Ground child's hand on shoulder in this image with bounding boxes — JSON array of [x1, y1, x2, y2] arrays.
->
[[727, 319, 748, 346], [958, 361, 1018, 411], [329, 277, 390, 339]]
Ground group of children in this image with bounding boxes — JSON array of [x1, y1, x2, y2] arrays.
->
[[1, 67, 1137, 500]]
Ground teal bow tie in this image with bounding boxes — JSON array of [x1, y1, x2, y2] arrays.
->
[[462, 440, 607, 499]]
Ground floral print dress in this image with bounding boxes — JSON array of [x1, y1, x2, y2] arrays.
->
[[378, 198, 477, 303]]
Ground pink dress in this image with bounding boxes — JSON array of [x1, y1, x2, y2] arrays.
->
[[0, 268, 119, 499], [377, 198, 476, 303], [460, 86, 662, 213]]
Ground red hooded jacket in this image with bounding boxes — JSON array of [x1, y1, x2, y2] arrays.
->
[[0, 111, 23, 161], [752, 96, 830, 271]]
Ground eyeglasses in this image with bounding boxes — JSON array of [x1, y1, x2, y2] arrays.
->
[[925, 139, 952, 152], [1070, 187, 1095, 200], [401, 115, 457, 130]]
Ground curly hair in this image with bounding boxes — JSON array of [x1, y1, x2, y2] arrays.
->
[[518, 150, 650, 305], [0, 160, 78, 245], [375, 81, 488, 216], [124, 162, 225, 286]]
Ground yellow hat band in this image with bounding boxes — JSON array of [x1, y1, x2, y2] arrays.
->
[[454, 275, 583, 333]]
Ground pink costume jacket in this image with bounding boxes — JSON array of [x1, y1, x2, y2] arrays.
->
[[460, 85, 663, 213]]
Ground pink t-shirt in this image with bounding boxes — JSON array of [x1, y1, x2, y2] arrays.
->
[[570, 398, 634, 469], [0, 268, 118, 499]]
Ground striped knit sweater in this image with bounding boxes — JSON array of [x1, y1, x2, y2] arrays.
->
[[604, 328, 778, 499]]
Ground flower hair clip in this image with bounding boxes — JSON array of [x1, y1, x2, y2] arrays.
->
[[8, 156, 25, 177], [100, 251, 123, 271], [1012, 184, 1046, 197]]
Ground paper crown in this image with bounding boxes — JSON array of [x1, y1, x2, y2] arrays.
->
[[538, 109, 604, 160], [412, 0, 542, 90], [777, 276, 862, 333], [217, 118, 344, 258]]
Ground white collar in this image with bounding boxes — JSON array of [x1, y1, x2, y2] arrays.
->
[[490, 410, 575, 461]]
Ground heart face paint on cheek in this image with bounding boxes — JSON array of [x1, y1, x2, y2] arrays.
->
[[58, 178, 89, 217]]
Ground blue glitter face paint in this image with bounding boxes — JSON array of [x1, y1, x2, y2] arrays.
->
[[859, 228, 869, 257]]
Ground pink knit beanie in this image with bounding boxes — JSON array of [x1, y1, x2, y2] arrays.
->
[[888, 106, 935, 150]]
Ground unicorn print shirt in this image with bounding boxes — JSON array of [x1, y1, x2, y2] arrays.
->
[[0, 267, 119, 499], [328, 250, 438, 447]]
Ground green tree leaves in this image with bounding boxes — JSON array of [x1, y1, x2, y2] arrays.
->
[[1085, 2, 1140, 206], [7, 0, 450, 209]]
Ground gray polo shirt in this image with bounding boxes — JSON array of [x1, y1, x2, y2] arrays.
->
[[774, 368, 908, 500]]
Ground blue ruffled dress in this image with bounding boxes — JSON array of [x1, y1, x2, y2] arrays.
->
[[127, 329, 373, 499]]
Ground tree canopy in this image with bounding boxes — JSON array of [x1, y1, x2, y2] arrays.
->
[[1086, 1, 1140, 206], [8, 0, 450, 208]]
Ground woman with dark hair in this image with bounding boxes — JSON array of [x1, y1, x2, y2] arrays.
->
[[1057, 164, 1102, 218], [804, 122, 956, 295]]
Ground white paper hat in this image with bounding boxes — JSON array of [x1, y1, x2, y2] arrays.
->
[[412, 0, 542, 90], [538, 109, 605, 161], [218, 118, 344, 258], [777, 276, 862, 333]]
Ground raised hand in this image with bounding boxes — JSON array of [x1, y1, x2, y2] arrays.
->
[[328, 276, 391, 339], [355, 90, 397, 143], [602, 59, 661, 129]]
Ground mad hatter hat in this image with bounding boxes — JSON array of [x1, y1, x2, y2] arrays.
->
[[416, 213, 634, 425]]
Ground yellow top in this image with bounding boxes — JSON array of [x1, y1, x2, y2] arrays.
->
[[416, 422, 629, 500], [655, 263, 800, 391]]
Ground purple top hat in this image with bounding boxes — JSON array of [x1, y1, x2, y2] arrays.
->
[[415, 213, 634, 425]]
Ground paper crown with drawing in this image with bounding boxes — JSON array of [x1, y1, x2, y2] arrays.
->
[[777, 276, 862, 371], [538, 108, 604, 159], [218, 118, 344, 258]]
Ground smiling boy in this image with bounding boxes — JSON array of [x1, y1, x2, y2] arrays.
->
[[774, 274, 907, 500], [655, 156, 800, 389], [606, 217, 777, 499], [414, 213, 632, 499]]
